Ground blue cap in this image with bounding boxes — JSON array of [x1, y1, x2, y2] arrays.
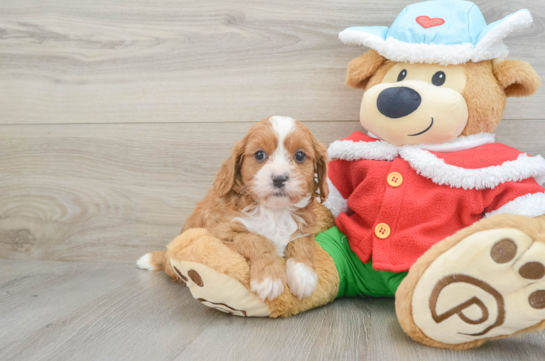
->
[[339, 0, 533, 65]]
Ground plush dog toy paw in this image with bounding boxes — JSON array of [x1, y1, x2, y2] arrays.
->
[[151, 0, 545, 350], [397, 215, 545, 349]]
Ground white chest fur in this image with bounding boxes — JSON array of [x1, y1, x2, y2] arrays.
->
[[233, 205, 303, 257]]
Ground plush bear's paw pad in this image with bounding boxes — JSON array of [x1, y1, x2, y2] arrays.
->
[[412, 228, 545, 345], [170, 259, 271, 317], [286, 259, 318, 300], [250, 277, 285, 301]]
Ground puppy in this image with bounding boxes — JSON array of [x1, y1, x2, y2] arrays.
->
[[138, 116, 332, 301]]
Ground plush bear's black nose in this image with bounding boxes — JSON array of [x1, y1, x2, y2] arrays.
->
[[376, 87, 421, 119]]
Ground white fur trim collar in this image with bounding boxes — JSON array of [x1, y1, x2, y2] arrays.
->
[[328, 133, 545, 190], [328, 133, 495, 161], [401, 150, 545, 190], [328, 136, 399, 162]]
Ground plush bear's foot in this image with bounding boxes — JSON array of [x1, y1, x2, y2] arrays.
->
[[165, 228, 339, 318], [171, 260, 271, 317], [396, 214, 545, 350], [167, 228, 271, 317]]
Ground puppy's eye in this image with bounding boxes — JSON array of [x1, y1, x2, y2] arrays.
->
[[432, 71, 446, 86], [294, 151, 306, 164], [397, 69, 407, 82], [254, 151, 267, 162]]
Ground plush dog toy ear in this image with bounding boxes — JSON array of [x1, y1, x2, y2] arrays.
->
[[493, 59, 541, 97], [213, 140, 245, 197], [345, 49, 387, 89]]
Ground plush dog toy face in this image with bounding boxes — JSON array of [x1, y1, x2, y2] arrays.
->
[[347, 50, 540, 146]]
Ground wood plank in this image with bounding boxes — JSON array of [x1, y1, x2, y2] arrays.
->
[[0, 0, 543, 125], [0, 120, 544, 264], [0, 259, 221, 361], [0, 259, 543, 361], [0, 121, 361, 263]]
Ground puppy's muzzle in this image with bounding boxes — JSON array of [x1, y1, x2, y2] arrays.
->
[[377, 86, 422, 119], [272, 175, 288, 189]]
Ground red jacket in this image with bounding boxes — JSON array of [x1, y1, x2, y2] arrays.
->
[[324, 132, 545, 272]]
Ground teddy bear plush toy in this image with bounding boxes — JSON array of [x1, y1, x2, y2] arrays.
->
[[164, 0, 545, 350]]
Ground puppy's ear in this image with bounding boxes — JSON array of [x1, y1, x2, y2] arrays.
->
[[346, 49, 387, 89], [312, 137, 329, 203], [213, 140, 245, 197], [493, 59, 541, 98]]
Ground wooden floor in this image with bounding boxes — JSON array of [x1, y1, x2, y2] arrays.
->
[[1, 259, 543, 361], [1, 0, 545, 360]]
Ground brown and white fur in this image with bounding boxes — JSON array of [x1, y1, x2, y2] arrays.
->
[[137, 116, 331, 301]]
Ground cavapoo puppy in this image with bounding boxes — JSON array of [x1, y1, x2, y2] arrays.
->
[[138, 116, 333, 301]]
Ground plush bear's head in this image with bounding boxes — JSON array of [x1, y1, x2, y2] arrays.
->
[[346, 50, 541, 146]]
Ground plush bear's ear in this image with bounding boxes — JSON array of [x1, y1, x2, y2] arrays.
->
[[345, 49, 387, 89], [492, 59, 541, 98]]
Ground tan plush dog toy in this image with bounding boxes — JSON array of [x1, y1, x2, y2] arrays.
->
[[140, 0, 545, 350]]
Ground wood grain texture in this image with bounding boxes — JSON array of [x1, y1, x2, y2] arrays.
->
[[0, 0, 543, 124], [0, 259, 543, 361], [0, 121, 361, 263], [0, 120, 544, 264], [1, 1, 544, 359]]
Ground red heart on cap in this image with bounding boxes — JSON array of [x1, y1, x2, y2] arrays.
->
[[416, 16, 445, 29]]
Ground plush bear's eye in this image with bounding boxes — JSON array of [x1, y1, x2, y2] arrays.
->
[[254, 151, 267, 162], [294, 151, 306, 164], [432, 71, 446, 86], [397, 69, 407, 82]]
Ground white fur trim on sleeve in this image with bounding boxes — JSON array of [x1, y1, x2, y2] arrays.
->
[[472, 10, 533, 63], [400, 149, 545, 190], [322, 178, 348, 218], [485, 193, 545, 218]]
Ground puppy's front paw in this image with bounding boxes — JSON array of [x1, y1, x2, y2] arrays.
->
[[250, 277, 285, 301], [286, 258, 318, 300], [250, 260, 286, 301]]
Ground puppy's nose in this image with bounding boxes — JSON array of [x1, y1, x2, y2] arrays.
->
[[376, 87, 421, 119], [272, 175, 289, 188]]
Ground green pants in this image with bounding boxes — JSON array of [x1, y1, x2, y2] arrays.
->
[[316, 227, 408, 298]]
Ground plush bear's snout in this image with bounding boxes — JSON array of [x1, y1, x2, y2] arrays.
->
[[376, 87, 421, 119]]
